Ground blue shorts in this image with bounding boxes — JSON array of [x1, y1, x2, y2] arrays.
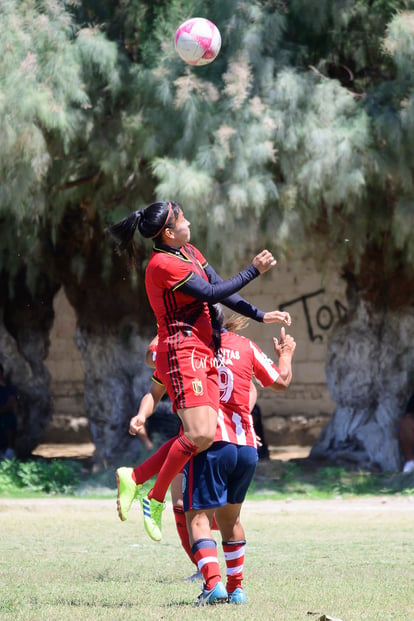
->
[[183, 441, 258, 512]]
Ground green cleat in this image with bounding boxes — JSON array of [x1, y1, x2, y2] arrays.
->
[[116, 467, 142, 522], [140, 494, 165, 542]]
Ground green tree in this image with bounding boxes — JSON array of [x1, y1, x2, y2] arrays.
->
[[1, 0, 414, 468]]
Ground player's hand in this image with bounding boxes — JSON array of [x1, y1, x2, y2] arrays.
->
[[263, 310, 291, 326], [273, 328, 296, 357], [129, 413, 147, 436], [252, 250, 277, 274]]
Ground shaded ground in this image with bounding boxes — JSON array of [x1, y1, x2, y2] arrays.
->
[[32, 442, 311, 461], [29, 442, 414, 498]]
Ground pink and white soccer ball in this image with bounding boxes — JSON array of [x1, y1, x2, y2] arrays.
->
[[175, 17, 221, 66]]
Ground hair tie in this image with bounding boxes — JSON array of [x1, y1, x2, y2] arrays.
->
[[151, 202, 173, 239]]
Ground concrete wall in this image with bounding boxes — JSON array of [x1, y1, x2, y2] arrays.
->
[[239, 256, 347, 445], [44, 289, 88, 442], [44, 256, 347, 446]]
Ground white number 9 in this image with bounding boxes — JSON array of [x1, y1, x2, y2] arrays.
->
[[218, 365, 234, 403]]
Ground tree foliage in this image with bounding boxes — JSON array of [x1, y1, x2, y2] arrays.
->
[[1, 0, 414, 304]]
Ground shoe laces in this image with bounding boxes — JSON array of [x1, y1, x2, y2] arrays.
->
[[151, 500, 165, 519], [196, 586, 208, 604]]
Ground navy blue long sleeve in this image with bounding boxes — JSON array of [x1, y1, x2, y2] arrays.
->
[[180, 263, 259, 303], [204, 265, 265, 322], [180, 264, 265, 322]]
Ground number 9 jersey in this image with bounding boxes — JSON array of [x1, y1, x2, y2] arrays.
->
[[214, 331, 280, 448]]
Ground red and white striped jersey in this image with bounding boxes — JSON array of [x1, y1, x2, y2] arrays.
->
[[214, 330, 280, 447]]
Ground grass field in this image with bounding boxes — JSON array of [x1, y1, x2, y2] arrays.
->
[[1, 495, 413, 621]]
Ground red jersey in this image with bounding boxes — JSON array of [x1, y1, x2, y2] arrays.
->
[[214, 331, 280, 447], [145, 243, 213, 353]]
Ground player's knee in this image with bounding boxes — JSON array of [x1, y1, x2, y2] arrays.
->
[[192, 434, 214, 452]]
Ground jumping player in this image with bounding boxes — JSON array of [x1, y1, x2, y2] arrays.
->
[[108, 201, 291, 541], [117, 330, 258, 572]]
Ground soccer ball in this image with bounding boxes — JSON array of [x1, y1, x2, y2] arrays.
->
[[174, 17, 221, 66]]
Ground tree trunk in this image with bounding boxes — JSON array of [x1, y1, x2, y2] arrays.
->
[[0, 272, 59, 457], [52, 212, 164, 465], [74, 322, 156, 465], [311, 301, 414, 472]]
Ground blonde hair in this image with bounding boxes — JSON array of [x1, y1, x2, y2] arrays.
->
[[224, 314, 249, 333]]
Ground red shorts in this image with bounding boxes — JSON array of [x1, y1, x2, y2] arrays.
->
[[156, 343, 219, 412]]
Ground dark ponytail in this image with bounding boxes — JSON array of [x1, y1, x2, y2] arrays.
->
[[107, 200, 181, 265], [107, 210, 142, 251], [209, 303, 225, 353], [106, 210, 142, 267]]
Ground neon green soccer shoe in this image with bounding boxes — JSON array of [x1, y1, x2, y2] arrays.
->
[[116, 467, 142, 521], [140, 494, 165, 542]]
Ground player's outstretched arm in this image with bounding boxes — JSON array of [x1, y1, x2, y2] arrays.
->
[[269, 327, 296, 391], [201, 258, 285, 323]]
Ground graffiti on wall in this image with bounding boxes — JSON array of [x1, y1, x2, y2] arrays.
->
[[280, 288, 348, 342]]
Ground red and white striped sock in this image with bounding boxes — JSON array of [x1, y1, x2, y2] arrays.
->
[[192, 538, 221, 591], [222, 539, 246, 593]]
